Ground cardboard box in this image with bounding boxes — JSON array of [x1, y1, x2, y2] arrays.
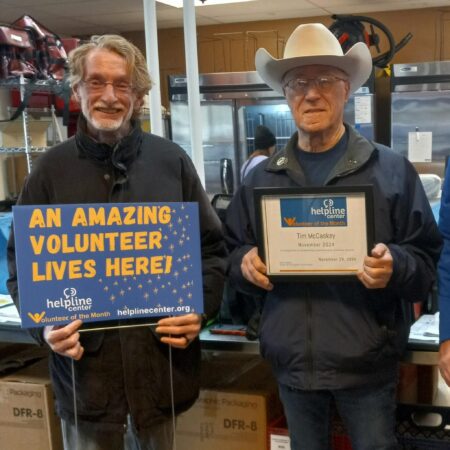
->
[[0, 120, 50, 148], [4, 153, 42, 197], [0, 358, 63, 450], [176, 356, 282, 450], [176, 388, 277, 450]]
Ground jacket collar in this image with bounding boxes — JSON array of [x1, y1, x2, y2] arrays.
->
[[75, 115, 143, 172], [265, 124, 375, 184]]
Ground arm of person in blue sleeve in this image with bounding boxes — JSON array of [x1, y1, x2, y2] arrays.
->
[[438, 164, 450, 386]]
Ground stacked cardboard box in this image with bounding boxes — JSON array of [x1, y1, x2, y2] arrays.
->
[[0, 357, 63, 450]]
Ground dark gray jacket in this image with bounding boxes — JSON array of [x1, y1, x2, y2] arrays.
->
[[225, 126, 442, 390], [7, 118, 226, 430]]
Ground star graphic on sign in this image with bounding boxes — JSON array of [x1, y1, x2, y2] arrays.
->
[[153, 287, 159, 294], [178, 298, 184, 305], [110, 295, 116, 302], [178, 217, 183, 224], [187, 292, 192, 299], [143, 292, 150, 300], [104, 286, 109, 292], [179, 239, 184, 246], [183, 266, 188, 272], [174, 271, 179, 279], [114, 281, 119, 286], [120, 290, 126, 296], [138, 284, 143, 289], [98, 278, 103, 283]]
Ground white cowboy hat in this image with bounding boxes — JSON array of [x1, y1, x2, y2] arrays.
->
[[255, 23, 373, 95]]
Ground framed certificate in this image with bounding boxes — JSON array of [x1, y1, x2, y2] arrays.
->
[[254, 186, 374, 281]]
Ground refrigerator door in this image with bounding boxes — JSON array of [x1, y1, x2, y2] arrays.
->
[[170, 99, 238, 196], [391, 61, 450, 177], [391, 90, 450, 165]]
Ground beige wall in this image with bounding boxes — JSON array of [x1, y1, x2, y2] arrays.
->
[[123, 6, 450, 109]]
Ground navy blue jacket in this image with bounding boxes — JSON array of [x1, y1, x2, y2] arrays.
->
[[226, 126, 442, 390], [439, 163, 450, 342]]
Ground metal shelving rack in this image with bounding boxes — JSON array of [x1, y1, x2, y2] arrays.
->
[[0, 78, 67, 200], [0, 77, 66, 171]]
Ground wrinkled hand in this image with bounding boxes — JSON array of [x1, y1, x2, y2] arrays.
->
[[241, 247, 273, 291], [43, 319, 84, 360], [357, 243, 393, 289], [155, 313, 202, 349], [439, 341, 450, 387]]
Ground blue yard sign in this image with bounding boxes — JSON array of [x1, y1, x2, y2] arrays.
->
[[13, 202, 203, 328]]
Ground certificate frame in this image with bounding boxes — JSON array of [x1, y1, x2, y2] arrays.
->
[[254, 186, 374, 281]]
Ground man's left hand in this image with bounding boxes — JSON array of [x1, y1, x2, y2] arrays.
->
[[357, 243, 393, 289], [155, 313, 202, 348]]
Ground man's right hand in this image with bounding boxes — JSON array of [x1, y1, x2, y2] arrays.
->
[[241, 247, 273, 291], [439, 340, 450, 386], [43, 319, 84, 360]]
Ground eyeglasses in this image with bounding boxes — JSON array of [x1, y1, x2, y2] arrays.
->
[[82, 79, 133, 94], [283, 76, 347, 96]]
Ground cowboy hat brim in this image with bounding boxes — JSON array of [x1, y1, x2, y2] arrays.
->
[[255, 42, 373, 95]]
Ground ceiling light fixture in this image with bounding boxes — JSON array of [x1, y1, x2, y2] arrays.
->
[[157, 0, 255, 8]]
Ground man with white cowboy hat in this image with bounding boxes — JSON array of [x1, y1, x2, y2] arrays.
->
[[225, 23, 441, 450]]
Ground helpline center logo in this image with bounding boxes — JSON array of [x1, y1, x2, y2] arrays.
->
[[281, 196, 348, 227], [27, 287, 93, 324]]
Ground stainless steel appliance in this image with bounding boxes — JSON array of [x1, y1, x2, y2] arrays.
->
[[169, 71, 376, 195], [391, 61, 450, 177]]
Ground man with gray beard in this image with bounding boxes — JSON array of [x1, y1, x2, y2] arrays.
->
[[7, 35, 226, 450]]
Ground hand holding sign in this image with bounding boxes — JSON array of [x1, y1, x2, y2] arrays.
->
[[43, 319, 84, 360]]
